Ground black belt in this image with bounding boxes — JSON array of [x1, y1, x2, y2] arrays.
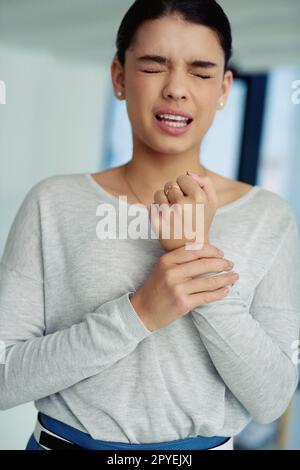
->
[[34, 416, 84, 450]]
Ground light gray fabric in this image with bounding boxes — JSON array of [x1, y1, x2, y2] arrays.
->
[[0, 173, 300, 443]]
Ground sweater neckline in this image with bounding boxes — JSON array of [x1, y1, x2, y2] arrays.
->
[[84, 173, 261, 215]]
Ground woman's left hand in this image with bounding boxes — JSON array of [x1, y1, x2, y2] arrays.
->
[[149, 172, 219, 252]]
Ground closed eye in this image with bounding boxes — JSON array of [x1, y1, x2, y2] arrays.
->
[[193, 74, 211, 79], [142, 70, 211, 79], [142, 70, 163, 74]]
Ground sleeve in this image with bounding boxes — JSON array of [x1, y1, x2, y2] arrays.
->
[[189, 212, 300, 424], [0, 184, 152, 411]]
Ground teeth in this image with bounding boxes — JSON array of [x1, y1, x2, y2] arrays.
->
[[158, 114, 189, 121], [160, 120, 187, 128]]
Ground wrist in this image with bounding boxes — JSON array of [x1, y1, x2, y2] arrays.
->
[[130, 291, 158, 332]]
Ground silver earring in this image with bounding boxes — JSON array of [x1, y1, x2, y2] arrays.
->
[[117, 91, 122, 98], [219, 101, 224, 108]]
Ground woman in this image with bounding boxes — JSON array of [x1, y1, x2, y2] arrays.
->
[[0, 0, 299, 451]]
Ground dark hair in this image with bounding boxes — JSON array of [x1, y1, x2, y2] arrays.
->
[[115, 0, 233, 72]]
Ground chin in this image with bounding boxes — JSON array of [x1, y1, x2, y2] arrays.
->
[[135, 127, 198, 155], [151, 139, 195, 155]]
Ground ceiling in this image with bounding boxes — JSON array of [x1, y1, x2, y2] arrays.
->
[[0, 0, 299, 72]]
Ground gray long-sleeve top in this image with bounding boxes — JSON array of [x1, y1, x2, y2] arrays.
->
[[0, 173, 300, 443]]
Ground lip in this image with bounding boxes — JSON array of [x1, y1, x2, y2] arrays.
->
[[154, 107, 193, 120], [153, 108, 193, 136], [154, 115, 193, 136]]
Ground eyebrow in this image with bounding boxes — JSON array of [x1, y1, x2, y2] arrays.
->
[[136, 55, 218, 68]]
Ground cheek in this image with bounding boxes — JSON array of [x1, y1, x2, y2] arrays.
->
[[126, 75, 157, 102], [127, 79, 144, 98], [126, 80, 160, 131], [196, 84, 219, 107], [186, 90, 217, 137], [194, 87, 220, 122], [202, 109, 218, 133]]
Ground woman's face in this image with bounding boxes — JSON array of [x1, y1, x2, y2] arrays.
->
[[111, 14, 233, 156]]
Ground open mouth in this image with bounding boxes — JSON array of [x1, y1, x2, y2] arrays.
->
[[155, 114, 193, 128]]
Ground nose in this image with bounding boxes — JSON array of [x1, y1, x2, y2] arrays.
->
[[162, 71, 188, 101], [166, 92, 187, 101]]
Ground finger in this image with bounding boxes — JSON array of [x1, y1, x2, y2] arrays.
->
[[175, 257, 232, 280], [176, 174, 206, 202], [187, 173, 218, 206], [148, 202, 161, 237], [182, 271, 236, 294], [153, 189, 169, 206], [163, 243, 224, 265], [152, 190, 173, 231], [163, 181, 184, 204], [187, 286, 230, 308], [149, 190, 175, 236]]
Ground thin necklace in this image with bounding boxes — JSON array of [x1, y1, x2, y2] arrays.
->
[[123, 164, 149, 207]]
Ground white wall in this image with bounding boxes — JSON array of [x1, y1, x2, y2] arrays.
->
[[0, 44, 111, 255], [0, 43, 111, 449]]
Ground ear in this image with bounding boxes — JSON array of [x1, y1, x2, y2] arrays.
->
[[111, 58, 126, 100], [217, 70, 234, 110]]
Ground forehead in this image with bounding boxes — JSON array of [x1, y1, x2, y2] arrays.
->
[[127, 14, 224, 63]]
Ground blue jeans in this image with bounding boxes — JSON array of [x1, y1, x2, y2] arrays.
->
[[26, 433, 46, 451], [25, 412, 230, 450]]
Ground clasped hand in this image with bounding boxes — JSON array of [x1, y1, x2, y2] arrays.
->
[[148, 171, 218, 251]]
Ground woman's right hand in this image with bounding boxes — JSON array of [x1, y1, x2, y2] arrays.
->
[[130, 243, 239, 331]]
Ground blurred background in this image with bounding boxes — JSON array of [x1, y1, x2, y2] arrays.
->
[[0, 0, 300, 450]]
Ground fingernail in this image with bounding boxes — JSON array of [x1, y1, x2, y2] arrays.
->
[[217, 249, 224, 256], [187, 171, 205, 178]]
